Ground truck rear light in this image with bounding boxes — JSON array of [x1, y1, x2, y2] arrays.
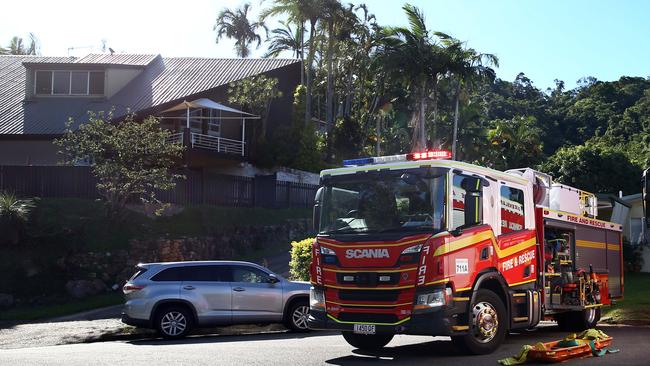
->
[[123, 284, 146, 294]]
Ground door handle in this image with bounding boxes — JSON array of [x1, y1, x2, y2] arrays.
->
[[183, 285, 195, 290], [233, 287, 246, 292]]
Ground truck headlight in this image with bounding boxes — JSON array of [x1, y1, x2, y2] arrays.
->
[[401, 243, 423, 254], [413, 288, 451, 312], [310, 286, 325, 310], [320, 246, 336, 255]]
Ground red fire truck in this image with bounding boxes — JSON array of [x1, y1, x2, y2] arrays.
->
[[307, 151, 624, 354]]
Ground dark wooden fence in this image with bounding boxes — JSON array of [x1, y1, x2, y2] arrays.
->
[[0, 166, 318, 208]]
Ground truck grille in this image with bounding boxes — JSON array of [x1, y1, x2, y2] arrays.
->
[[336, 272, 400, 286], [338, 312, 399, 323], [338, 290, 400, 302]]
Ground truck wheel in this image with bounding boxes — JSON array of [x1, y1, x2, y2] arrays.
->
[[342, 332, 393, 350], [155, 306, 193, 339], [451, 289, 507, 355], [556, 308, 600, 331]]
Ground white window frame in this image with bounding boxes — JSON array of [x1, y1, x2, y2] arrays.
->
[[34, 70, 104, 96], [497, 181, 532, 235]]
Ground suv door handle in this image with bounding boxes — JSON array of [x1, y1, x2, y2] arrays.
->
[[233, 287, 245, 292], [183, 285, 195, 290]]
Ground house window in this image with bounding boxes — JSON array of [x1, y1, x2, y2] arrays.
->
[[35, 71, 52, 94], [500, 185, 525, 233], [207, 109, 221, 136], [34, 70, 104, 96], [52, 71, 70, 94]]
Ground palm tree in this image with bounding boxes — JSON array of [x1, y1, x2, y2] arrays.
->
[[446, 41, 499, 159], [214, 3, 267, 58], [1, 33, 39, 55], [261, 0, 325, 127], [380, 4, 450, 151], [264, 20, 303, 59]]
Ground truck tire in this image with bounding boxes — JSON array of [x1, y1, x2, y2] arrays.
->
[[154, 305, 193, 339], [555, 308, 600, 331], [342, 332, 394, 350], [451, 289, 507, 355]]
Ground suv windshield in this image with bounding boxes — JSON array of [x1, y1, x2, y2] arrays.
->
[[319, 167, 447, 234]]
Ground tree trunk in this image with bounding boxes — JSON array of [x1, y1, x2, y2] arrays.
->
[[325, 20, 335, 134], [452, 80, 461, 160], [430, 77, 438, 148], [304, 21, 317, 127]]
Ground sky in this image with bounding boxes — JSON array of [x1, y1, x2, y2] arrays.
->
[[2, 0, 649, 90]]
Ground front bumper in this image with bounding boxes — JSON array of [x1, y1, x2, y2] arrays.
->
[[307, 302, 468, 336]]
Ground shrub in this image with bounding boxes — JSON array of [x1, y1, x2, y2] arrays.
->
[[623, 237, 645, 273], [0, 192, 34, 246], [289, 237, 314, 281]]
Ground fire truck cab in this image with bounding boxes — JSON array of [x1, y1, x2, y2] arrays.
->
[[308, 151, 623, 354]]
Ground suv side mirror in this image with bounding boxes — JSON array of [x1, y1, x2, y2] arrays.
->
[[267, 274, 280, 284]]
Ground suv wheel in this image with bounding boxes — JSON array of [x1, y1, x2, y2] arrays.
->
[[155, 306, 193, 339], [285, 300, 310, 332]]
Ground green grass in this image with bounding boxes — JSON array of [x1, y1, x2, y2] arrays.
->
[[0, 292, 124, 322], [603, 272, 650, 324]]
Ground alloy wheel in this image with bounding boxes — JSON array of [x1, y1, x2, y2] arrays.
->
[[292, 305, 310, 330], [160, 311, 187, 337]]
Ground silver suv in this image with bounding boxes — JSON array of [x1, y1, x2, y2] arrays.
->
[[121, 261, 311, 339]]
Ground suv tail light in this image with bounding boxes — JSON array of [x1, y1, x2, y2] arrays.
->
[[123, 284, 146, 294]]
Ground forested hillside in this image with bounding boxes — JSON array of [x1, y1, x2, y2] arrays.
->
[[221, 1, 649, 194]]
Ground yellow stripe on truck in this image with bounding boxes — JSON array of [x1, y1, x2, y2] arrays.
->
[[576, 240, 606, 250]]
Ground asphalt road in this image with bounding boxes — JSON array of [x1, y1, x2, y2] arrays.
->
[[0, 324, 647, 365]]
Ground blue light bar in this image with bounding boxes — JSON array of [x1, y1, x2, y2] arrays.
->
[[342, 157, 374, 166]]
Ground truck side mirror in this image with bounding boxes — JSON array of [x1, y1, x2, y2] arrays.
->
[[642, 169, 650, 227], [313, 187, 324, 232]]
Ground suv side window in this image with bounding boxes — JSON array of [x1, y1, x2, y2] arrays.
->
[[151, 267, 186, 281], [232, 266, 270, 283], [183, 265, 231, 282]]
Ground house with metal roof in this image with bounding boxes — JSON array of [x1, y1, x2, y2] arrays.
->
[[0, 53, 301, 168]]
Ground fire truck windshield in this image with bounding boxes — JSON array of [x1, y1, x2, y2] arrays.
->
[[319, 167, 447, 234]]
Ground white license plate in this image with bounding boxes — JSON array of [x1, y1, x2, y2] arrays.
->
[[353, 324, 376, 335]]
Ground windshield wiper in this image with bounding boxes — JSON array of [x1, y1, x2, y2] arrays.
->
[[325, 227, 369, 234]]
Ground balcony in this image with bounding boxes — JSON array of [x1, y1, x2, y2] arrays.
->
[[191, 133, 245, 156]]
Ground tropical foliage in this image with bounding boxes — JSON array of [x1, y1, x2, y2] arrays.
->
[[215, 2, 267, 58], [0, 192, 34, 246], [216, 1, 648, 194], [0, 33, 39, 55]]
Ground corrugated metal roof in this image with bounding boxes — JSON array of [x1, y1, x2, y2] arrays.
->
[[75, 53, 159, 66], [0, 55, 299, 135]]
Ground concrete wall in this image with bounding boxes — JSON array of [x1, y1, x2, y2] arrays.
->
[[0, 139, 58, 165]]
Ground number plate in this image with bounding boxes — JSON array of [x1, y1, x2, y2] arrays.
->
[[353, 324, 376, 335]]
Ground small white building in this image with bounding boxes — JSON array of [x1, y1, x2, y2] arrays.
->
[[621, 193, 650, 272]]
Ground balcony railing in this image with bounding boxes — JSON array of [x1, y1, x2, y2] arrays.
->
[[165, 132, 184, 145], [190, 132, 245, 156]]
